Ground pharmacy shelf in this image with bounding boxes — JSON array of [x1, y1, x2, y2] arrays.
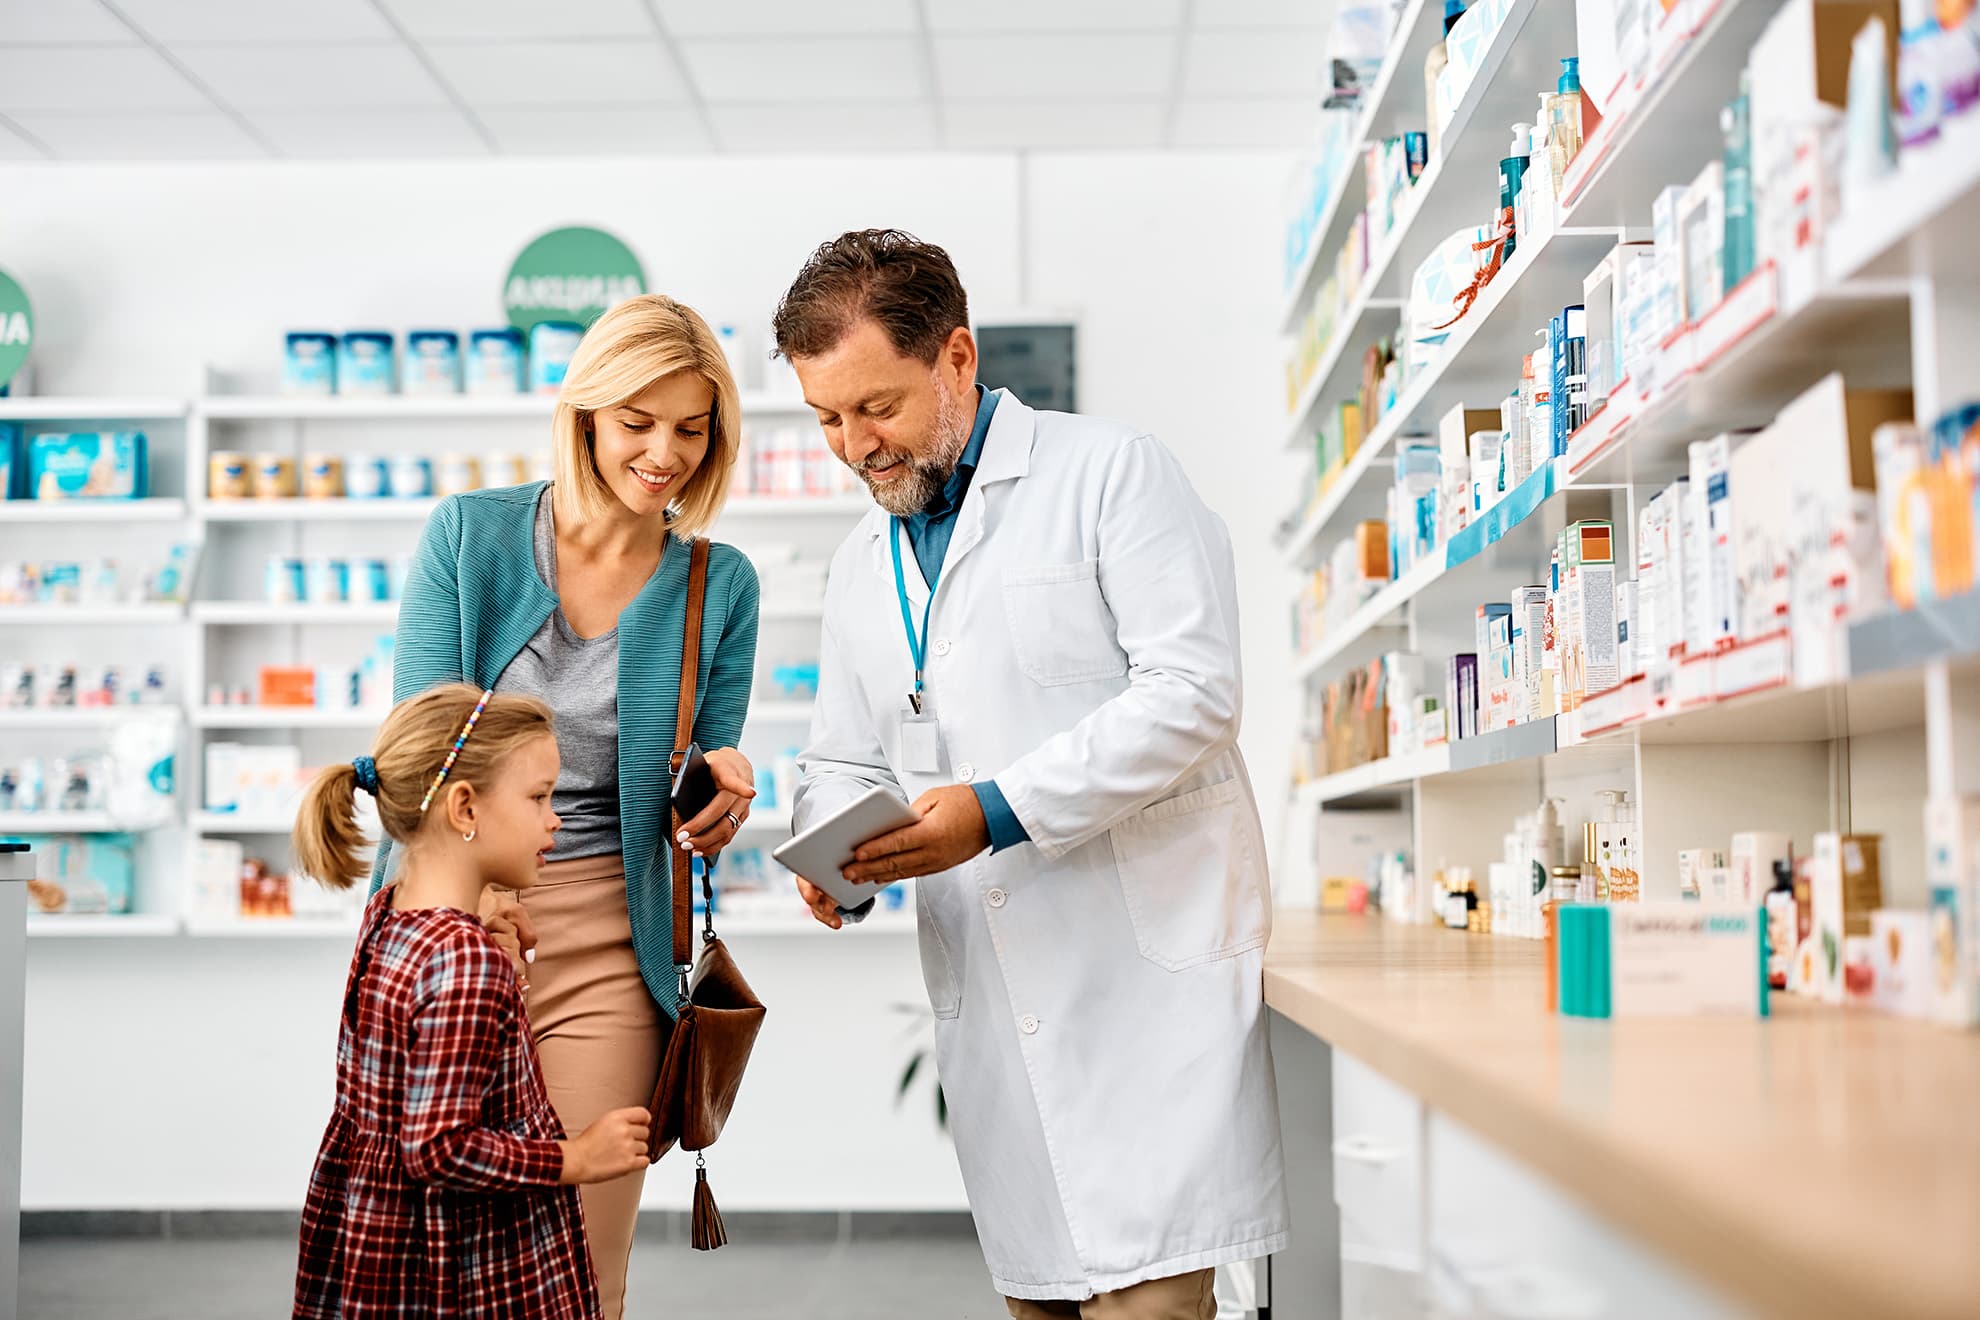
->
[[1559, 0, 1777, 228], [1297, 717, 1564, 808], [0, 812, 141, 835], [0, 397, 187, 422], [1282, 222, 1624, 551], [197, 498, 439, 523], [191, 813, 298, 835], [192, 601, 397, 626], [1566, 265, 1912, 483], [1275, 0, 1436, 333], [747, 701, 816, 723], [1824, 113, 1980, 284], [1294, 554, 1440, 682], [1278, 0, 1571, 453], [26, 913, 180, 938], [1, 498, 188, 523], [197, 392, 816, 422], [192, 706, 383, 731], [0, 707, 179, 730], [1848, 590, 1980, 677], [183, 916, 359, 939], [0, 603, 182, 625]]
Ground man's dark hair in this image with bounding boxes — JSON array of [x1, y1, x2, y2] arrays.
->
[[772, 229, 970, 365]]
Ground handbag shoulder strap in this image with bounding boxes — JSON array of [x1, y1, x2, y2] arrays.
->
[[672, 536, 711, 974]]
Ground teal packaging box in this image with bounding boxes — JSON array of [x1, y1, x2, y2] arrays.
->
[[27, 430, 147, 500], [0, 422, 19, 499]]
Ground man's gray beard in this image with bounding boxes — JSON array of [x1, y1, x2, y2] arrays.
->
[[860, 384, 971, 518]]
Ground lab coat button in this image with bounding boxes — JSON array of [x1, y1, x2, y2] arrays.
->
[[1020, 1014, 1040, 1035], [933, 638, 952, 657], [957, 763, 976, 783], [987, 888, 1007, 909]]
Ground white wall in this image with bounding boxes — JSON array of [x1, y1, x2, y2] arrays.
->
[[1, 147, 1294, 1209]]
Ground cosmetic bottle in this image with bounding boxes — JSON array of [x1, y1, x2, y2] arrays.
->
[[1500, 122, 1532, 261], [1424, 1, 1467, 158], [1722, 70, 1755, 290]]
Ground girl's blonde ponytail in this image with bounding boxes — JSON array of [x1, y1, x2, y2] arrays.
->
[[294, 761, 370, 891]]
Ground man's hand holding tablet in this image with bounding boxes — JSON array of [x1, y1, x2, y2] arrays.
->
[[775, 788, 921, 928]]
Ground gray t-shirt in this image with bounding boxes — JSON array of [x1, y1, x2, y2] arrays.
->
[[493, 487, 621, 860]]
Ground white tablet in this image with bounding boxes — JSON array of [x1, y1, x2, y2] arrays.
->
[[772, 787, 921, 911]]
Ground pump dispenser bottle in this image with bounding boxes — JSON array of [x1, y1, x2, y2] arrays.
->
[[1501, 122, 1532, 260]]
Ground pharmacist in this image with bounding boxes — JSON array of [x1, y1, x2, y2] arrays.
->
[[776, 230, 1286, 1320]]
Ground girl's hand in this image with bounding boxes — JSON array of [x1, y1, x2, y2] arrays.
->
[[676, 747, 756, 861], [478, 889, 538, 989], [558, 1107, 652, 1184]]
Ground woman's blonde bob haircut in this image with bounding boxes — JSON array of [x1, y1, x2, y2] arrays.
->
[[550, 293, 742, 540]]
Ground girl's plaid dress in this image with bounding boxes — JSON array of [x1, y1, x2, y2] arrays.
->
[[295, 888, 600, 1319]]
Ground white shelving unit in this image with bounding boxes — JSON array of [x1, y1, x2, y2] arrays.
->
[[0, 398, 187, 422], [195, 391, 816, 422], [191, 706, 383, 730], [0, 707, 179, 731], [0, 812, 137, 835], [0, 604, 183, 626], [25, 914, 179, 938], [191, 601, 397, 626], [1275, 0, 1980, 921], [0, 498, 187, 523]]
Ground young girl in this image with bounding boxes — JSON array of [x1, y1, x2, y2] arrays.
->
[[291, 685, 649, 1320]]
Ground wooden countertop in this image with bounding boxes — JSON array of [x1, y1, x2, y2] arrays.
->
[[1264, 912, 1980, 1320]]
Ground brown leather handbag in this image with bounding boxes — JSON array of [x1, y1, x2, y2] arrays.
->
[[645, 536, 767, 1251]]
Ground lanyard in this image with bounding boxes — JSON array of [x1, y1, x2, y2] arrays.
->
[[889, 519, 937, 714]]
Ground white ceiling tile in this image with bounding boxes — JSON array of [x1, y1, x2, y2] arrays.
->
[[922, 0, 1183, 31], [480, 106, 712, 154], [425, 41, 690, 107], [0, 0, 133, 44], [175, 43, 449, 110], [652, 0, 917, 37], [1172, 97, 1312, 147], [0, 118, 49, 158], [115, 0, 396, 43], [255, 108, 489, 157], [934, 33, 1176, 101], [1183, 30, 1325, 98], [1193, 0, 1337, 28], [943, 100, 1164, 149], [683, 37, 926, 104], [0, 46, 208, 112], [11, 110, 265, 159], [708, 103, 936, 152], [381, 0, 653, 41]]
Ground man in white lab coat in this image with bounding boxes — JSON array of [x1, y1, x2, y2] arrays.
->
[[774, 230, 1287, 1320]]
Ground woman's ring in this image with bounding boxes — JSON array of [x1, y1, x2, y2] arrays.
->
[[724, 811, 742, 830]]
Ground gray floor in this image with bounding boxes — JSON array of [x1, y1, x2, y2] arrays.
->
[[22, 1235, 1010, 1319]]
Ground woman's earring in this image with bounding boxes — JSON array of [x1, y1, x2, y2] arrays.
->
[[463, 829, 477, 843]]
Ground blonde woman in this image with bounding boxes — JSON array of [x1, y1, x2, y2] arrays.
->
[[372, 295, 760, 1318]]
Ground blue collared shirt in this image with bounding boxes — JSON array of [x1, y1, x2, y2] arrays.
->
[[897, 386, 1028, 854]]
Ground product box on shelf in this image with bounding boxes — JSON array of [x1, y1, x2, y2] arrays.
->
[[26, 431, 147, 500], [467, 328, 526, 395], [529, 321, 583, 394], [1689, 435, 1737, 653], [1869, 908, 1936, 1019], [1925, 796, 1980, 1027], [1557, 901, 1770, 1019], [338, 332, 395, 396], [19, 834, 138, 915], [1561, 520, 1618, 711], [1730, 831, 1793, 906], [1678, 160, 1727, 325], [1509, 584, 1549, 724], [1582, 241, 1656, 415], [404, 330, 463, 395], [283, 332, 337, 395], [0, 422, 17, 499], [1445, 653, 1480, 741], [1811, 832, 1884, 1004]]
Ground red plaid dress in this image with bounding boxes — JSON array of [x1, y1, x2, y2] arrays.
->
[[295, 889, 600, 1319]]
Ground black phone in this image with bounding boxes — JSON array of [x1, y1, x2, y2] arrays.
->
[[670, 742, 719, 824]]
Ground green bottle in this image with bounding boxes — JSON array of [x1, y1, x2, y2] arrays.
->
[[1722, 71, 1754, 289]]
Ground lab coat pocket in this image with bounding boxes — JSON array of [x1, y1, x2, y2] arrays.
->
[[1110, 779, 1267, 972], [916, 900, 963, 1020], [1002, 561, 1128, 687]]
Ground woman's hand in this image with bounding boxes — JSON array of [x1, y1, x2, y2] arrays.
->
[[676, 747, 756, 861]]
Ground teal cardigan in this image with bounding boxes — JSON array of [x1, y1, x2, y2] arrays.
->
[[369, 481, 761, 1018]]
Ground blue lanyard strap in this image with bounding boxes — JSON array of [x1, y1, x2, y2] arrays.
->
[[889, 519, 937, 699]]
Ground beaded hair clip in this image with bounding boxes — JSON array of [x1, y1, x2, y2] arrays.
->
[[419, 688, 495, 814]]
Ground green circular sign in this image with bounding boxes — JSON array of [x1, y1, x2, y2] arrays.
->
[[0, 268, 31, 390], [503, 226, 646, 333]]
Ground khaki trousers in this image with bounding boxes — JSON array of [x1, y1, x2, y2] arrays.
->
[[1005, 1269, 1217, 1320], [517, 856, 667, 1320]]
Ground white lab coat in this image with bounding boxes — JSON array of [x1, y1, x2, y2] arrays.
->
[[795, 391, 1289, 1301]]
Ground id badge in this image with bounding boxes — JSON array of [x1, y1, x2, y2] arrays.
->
[[899, 713, 943, 774]]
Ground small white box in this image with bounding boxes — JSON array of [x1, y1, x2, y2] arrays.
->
[[1730, 832, 1793, 906]]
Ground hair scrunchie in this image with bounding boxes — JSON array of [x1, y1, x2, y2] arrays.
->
[[352, 756, 380, 795]]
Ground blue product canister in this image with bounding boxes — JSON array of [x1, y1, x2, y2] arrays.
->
[[283, 332, 339, 396], [403, 330, 463, 396], [528, 321, 585, 395], [265, 556, 306, 604], [337, 331, 397, 396], [353, 558, 392, 604], [305, 556, 349, 605], [345, 453, 389, 499], [387, 455, 432, 499], [1404, 131, 1428, 183], [466, 328, 526, 395]]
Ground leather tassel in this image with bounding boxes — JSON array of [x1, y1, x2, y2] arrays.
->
[[690, 1164, 727, 1251]]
